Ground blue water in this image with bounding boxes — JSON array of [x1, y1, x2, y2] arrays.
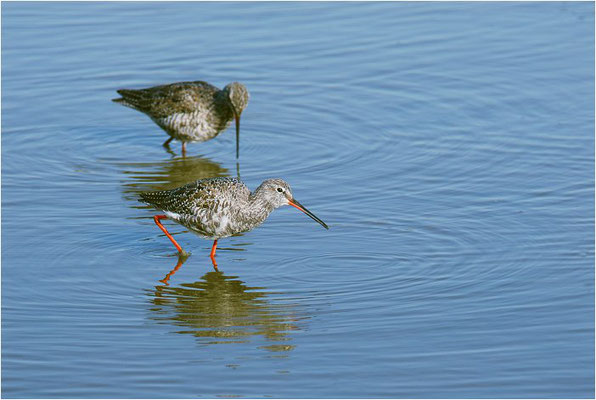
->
[[2, 2, 594, 398]]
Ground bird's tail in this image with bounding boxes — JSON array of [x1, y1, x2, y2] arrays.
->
[[139, 189, 175, 211], [112, 89, 145, 110], [139, 191, 158, 205]]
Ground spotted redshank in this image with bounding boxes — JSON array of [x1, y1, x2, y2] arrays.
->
[[140, 177, 328, 266], [113, 81, 249, 157]]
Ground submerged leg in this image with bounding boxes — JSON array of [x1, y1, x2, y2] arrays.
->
[[163, 136, 174, 147], [153, 215, 183, 253], [209, 239, 218, 267]]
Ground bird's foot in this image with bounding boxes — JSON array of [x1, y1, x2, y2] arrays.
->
[[178, 249, 190, 257]]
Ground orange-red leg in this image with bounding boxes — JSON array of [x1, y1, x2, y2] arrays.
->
[[153, 215, 183, 253], [209, 240, 218, 267], [181, 142, 187, 157]]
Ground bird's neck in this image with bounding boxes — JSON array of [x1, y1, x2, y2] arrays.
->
[[245, 188, 275, 225], [215, 90, 233, 109]]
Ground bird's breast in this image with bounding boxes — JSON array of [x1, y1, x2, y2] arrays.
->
[[153, 105, 232, 142]]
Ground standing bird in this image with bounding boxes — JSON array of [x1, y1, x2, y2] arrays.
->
[[140, 177, 328, 266], [113, 81, 249, 157]]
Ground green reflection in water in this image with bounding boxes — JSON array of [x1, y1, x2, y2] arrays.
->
[[117, 154, 230, 201], [146, 263, 303, 353]]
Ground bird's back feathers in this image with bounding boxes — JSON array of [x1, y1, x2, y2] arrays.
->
[[113, 81, 221, 118]]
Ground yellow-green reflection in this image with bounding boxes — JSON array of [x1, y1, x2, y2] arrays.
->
[[147, 261, 303, 353], [118, 154, 230, 201]]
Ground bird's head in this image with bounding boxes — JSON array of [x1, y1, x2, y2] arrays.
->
[[224, 82, 250, 115], [257, 178, 329, 229]]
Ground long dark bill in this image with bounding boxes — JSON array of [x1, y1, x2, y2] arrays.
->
[[289, 199, 329, 230], [235, 112, 240, 159]]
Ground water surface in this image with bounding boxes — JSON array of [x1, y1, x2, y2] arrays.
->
[[2, 2, 594, 398]]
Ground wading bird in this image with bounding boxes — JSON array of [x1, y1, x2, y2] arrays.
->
[[114, 81, 249, 157], [140, 177, 328, 266]]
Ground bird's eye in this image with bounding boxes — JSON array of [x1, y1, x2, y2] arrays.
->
[[277, 188, 284, 193]]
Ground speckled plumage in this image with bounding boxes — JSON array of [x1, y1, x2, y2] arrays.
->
[[140, 177, 328, 260], [113, 81, 249, 156]]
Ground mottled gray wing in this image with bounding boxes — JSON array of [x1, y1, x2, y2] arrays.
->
[[114, 81, 220, 118], [139, 177, 248, 216]]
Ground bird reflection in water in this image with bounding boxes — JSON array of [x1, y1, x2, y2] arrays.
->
[[148, 265, 303, 352], [118, 154, 231, 200], [159, 252, 197, 284]]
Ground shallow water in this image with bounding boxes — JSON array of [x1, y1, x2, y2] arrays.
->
[[2, 2, 594, 398]]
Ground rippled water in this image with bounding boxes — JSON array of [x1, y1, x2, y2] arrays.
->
[[2, 2, 594, 398]]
